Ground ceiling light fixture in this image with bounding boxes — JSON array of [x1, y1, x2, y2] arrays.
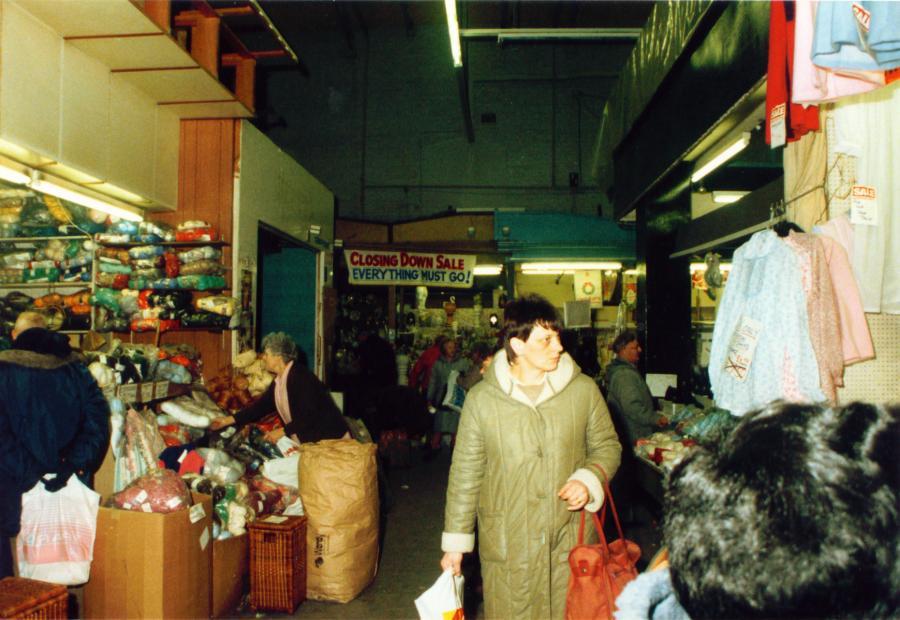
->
[[444, 0, 463, 68], [0, 158, 31, 186], [712, 190, 749, 204], [690, 262, 732, 273], [473, 264, 502, 276], [691, 132, 751, 183], [521, 261, 623, 274], [30, 175, 144, 222]]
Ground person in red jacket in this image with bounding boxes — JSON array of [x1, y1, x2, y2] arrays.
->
[[408, 334, 447, 394]]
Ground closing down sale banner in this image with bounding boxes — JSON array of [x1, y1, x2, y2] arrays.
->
[[346, 249, 476, 288]]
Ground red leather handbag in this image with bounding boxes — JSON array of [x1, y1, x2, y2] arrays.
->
[[565, 469, 641, 620]]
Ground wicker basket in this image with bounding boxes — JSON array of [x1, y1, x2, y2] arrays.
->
[[0, 577, 68, 619], [248, 515, 307, 613]]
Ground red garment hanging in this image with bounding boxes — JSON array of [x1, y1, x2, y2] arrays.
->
[[766, 0, 820, 146]]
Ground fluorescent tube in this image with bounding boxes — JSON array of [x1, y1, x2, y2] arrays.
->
[[445, 0, 462, 67], [691, 132, 751, 183], [30, 178, 143, 222], [474, 264, 502, 276]]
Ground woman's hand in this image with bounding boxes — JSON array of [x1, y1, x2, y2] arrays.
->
[[209, 415, 236, 431], [265, 427, 286, 443], [441, 552, 463, 576], [558, 480, 590, 511]]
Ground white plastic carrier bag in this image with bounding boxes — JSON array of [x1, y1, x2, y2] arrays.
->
[[16, 476, 100, 585], [415, 569, 465, 620]]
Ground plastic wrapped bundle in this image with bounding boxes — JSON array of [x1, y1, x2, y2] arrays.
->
[[109, 468, 192, 513], [177, 275, 226, 290], [147, 290, 193, 313], [175, 220, 218, 242], [128, 245, 164, 260], [95, 272, 130, 289], [131, 267, 163, 279], [195, 296, 238, 317], [179, 259, 224, 276], [138, 220, 175, 242], [196, 448, 245, 483], [180, 312, 230, 329], [98, 247, 131, 263], [178, 245, 221, 264]]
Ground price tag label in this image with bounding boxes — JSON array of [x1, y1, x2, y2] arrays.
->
[[189, 503, 206, 524], [199, 526, 210, 551], [769, 103, 786, 149], [724, 316, 763, 382], [140, 382, 155, 403], [850, 185, 878, 226], [852, 3, 871, 31], [155, 381, 170, 399], [117, 383, 138, 404]]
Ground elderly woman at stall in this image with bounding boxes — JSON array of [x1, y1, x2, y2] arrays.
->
[[210, 332, 348, 443]]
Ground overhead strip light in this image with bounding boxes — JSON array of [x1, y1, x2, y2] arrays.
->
[[473, 264, 503, 276], [0, 163, 31, 186], [691, 132, 751, 183], [690, 262, 732, 273], [712, 190, 749, 204], [444, 0, 462, 68], [521, 261, 623, 275], [30, 175, 144, 222]]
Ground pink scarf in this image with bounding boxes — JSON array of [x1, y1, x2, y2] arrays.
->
[[274, 360, 294, 425]]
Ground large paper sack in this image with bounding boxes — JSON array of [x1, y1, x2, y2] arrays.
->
[[299, 439, 378, 602]]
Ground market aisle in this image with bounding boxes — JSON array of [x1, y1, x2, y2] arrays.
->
[[253, 448, 456, 620]]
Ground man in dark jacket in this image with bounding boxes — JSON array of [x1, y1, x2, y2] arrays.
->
[[0, 312, 110, 578], [605, 330, 660, 446], [210, 332, 348, 443]]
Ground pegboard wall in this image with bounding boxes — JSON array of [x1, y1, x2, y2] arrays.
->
[[838, 313, 900, 405]]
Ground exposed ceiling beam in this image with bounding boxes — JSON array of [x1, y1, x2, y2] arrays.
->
[[461, 28, 642, 41]]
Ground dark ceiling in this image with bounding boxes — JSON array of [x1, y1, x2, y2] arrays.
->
[[210, 1, 654, 71]]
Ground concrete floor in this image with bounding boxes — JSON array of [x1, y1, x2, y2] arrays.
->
[[240, 447, 662, 620], [238, 447, 457, 620]]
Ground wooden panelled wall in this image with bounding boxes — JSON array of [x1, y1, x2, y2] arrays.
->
[[134, 119, 240, 381]]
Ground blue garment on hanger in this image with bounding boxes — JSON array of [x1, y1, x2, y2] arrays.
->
[[812, 1, 900, 70], [708, 231, 825, 416]]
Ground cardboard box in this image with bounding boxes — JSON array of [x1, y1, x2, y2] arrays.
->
[[83, 492, 213, 619], [211, 534, 248, 618], [92, 445, 116, 498]]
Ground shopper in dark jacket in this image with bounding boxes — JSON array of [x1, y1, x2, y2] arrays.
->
[[0, 312, 110, 578], [605, 330, 659, 446], [211, 332, 347, 443]]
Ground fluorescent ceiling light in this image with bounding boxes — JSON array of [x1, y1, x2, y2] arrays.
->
[[690, 262, 732, 273], [521, 261, 623, 274], [712, 191, 749, 204], [691, 132, 751, 183], [444, 0, 462, 68], [0, 162, 30, 186], [474, 264, 503, 276], [30, 176, 143, 222]]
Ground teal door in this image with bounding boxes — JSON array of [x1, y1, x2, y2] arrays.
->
[[260, 245, 317, 367]]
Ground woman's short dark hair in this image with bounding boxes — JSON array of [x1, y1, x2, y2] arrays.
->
[[664, 401, 900, 620], [501, 294, 559, 363], [611, 330, 638, 354]]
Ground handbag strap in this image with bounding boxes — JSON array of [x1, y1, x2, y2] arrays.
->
[[594, 464, 628, 544]]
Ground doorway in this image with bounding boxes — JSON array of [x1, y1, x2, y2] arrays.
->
[[257, 224, 318, 369]]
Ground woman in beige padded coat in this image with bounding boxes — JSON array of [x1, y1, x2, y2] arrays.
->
[[440, 295, 621, 619]]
